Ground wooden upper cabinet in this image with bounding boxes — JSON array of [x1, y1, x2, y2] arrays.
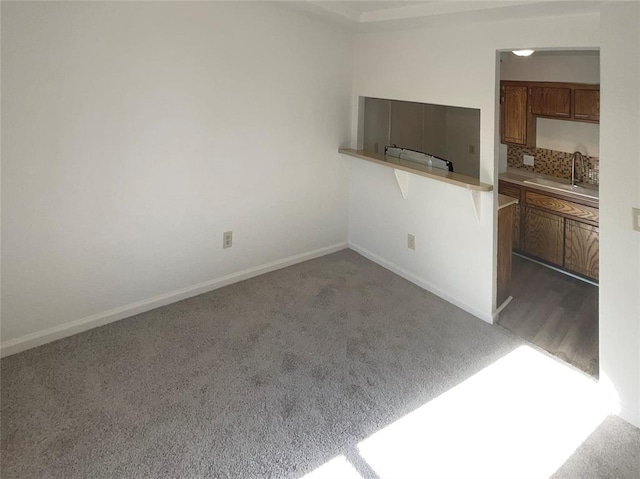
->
[[500, 81, 600, 128], [501, 84, 534, 147], [573, 89, 600, 122], [529, 86, 571, 118]]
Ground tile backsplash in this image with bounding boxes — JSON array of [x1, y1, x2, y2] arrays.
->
[[507, 145, 599, 185]]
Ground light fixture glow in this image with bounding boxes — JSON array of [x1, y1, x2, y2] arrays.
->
[[513, 49, 535, 57]]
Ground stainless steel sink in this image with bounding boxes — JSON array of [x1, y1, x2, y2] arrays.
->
[[523, 178, 599, 199]]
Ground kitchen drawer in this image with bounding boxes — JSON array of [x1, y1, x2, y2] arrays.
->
[[498, 182, 521, 200], [525, 191, 599, 224]]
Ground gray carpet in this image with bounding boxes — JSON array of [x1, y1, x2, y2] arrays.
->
[[1, 249, 639, 478], [553, 415, 640, 478]]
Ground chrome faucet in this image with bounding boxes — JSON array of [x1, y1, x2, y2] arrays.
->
[[572, 151, 585, 186]]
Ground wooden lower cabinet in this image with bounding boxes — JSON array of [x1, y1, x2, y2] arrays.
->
[[565, 219, 599, 280], [497, 204, 515, 306], [497, 181, 521, 251], [513, 203, 521, 251], [524, 207, 565, 266], [499, 179, 599, 281]]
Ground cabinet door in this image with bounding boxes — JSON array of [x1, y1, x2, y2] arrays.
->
[[524, 207, 564, 266], [530, 87, 571, 118], [497, 204, 515, 306], [513, 204, 521, 251], [565, 219, 599, 280], [498, 182, 522, 251], [573, 89, 600, 122], [501, 85, 529, 146]]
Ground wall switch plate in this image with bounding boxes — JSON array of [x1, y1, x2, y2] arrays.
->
[[223, 231, 233, 248], [408, 234, 416, 250], [633, 208, 640, 232], [523, 154, 535, 166]]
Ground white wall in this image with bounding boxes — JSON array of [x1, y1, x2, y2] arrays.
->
[[349, 8, 640, 427], [348, 158, 493, 320], [1, 2, 353, 350], [350, 10, 600, 321], [500, 51, 600, 83], [599, 1, 640, 428], [535, 119, 600, 157]]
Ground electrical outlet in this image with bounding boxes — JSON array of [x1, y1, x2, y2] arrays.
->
[[633, 208, 640, 232], [223, 231, 233, 249], [469, 144, 475, 154], [407, 234, 416, 250], [523, 154, 535, 166]]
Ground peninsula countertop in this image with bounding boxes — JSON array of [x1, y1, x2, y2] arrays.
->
[[340, 149, 493, 192]]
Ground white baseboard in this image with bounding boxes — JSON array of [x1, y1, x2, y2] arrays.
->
[[493, 296, 513, 321], [1, 242, 348, 358], [617, 403, 640, 429], [349, 242, 493, 323]]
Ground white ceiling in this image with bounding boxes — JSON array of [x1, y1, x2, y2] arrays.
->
[[302, 1, 602, 29], [311, 1, 537, 23], [336, 1, 428, 15]]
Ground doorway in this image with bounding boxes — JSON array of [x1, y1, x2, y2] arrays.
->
[[495, 49, 600, 377]]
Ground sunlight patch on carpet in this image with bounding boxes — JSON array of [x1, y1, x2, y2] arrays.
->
[[355, 345, 610, 478], [301, 455, 363, 479]]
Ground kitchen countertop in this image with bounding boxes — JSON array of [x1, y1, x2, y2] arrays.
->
[[499, 168, 599, 204], [498, 194, 518, 210]]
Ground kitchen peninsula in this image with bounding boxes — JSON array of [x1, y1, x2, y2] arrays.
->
[[339, 149, 493, 192]]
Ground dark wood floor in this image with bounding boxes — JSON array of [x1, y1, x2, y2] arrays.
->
[[498, 255, 599, 377]]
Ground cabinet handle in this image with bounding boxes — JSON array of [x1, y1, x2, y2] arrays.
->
[[574, 114, 589, 118]]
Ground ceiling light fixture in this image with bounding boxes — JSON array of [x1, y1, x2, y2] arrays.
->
[[512, 49, 535, 57]]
